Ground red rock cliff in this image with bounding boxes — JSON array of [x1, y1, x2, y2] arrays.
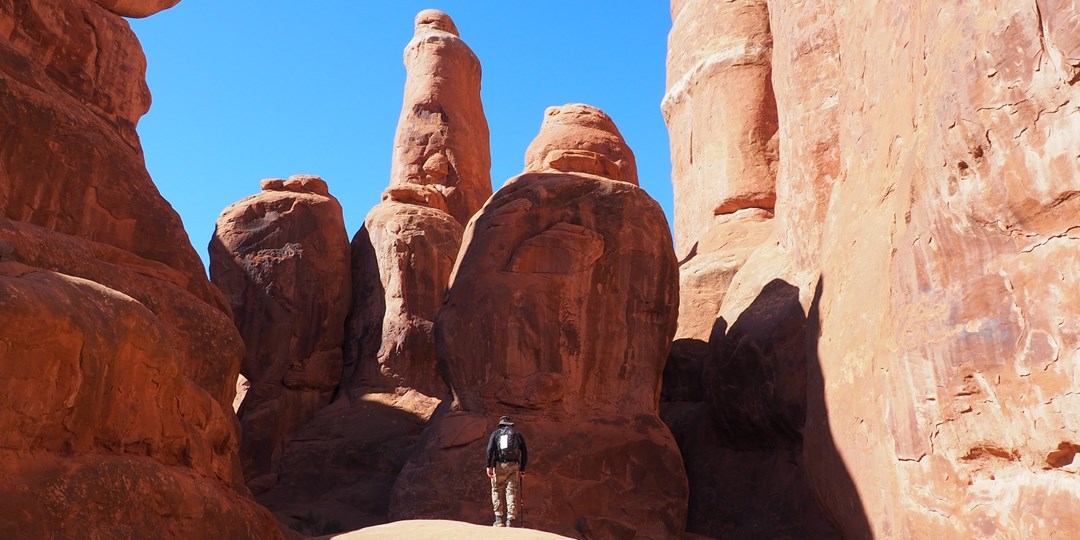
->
[[666, 0, 1080, 538], [0, 0, 282, 537]]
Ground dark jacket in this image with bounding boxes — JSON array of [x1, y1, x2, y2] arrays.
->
[[486, 427, 528, 471]]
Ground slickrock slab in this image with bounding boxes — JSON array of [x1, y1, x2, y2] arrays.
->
[[311, 519, 573, 540]]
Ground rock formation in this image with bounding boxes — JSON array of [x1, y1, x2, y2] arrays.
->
[[659, 1, 837, 537], [0, 0, 226, 312], [92, 0, 180, 17], [345, 189, 463, 398], [342, 10, 488, 399], [523, 104, 637, 184], [388, 8, 491, 226], [209, 175, 352, 488], [390, 104, 688, 539], [662, 0, 778, 257], [253, 12, 489, 532], [0, 0, 282, 537], [665, 0, 1080, 538]]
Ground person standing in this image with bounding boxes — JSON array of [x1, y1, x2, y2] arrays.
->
[[486, 415, 528, 527]]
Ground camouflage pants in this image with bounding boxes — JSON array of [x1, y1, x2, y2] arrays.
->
[[490, 461, 521, 520]]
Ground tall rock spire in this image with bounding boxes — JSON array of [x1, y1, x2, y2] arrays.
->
[[342, 10, 487, 399], [389, 9, 491, 225]]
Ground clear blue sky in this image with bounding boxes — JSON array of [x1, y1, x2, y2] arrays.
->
[[129, 3, 674, 269]]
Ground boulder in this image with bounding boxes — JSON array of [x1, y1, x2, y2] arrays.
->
[[389, 9, 491, 225], [391, 106, 687, 539], [524, 104, 637, 184], [209, 175, 352, 486]]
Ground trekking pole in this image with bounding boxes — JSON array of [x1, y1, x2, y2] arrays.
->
[[520, 472, 525, 529]]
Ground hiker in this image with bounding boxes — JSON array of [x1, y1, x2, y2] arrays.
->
[[486, 415, 528, 527]]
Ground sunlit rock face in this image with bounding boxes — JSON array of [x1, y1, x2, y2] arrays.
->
[[389, 8, 491, 226], [663, 0, 778, 259], [342, 10, 490, 401], [0, 0, 281, 537], [390, 104, 688, 540], [210, 175, 351, 488], [524, 103, 638, 184], [665, 0, 1080, 538], [795, 2, 1080, 537]]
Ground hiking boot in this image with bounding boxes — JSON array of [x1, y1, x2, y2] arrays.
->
[[493, 516, 505, 527], [506, 519, 515, 528]]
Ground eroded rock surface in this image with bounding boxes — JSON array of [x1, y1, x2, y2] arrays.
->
[[659, 1, 836, 537], [210, 175, 351, 487], [0, 1, 279, 535], [92, 0, 180, 17], [523, 104, 637, 184], [663, 0, 778, 256], [345, 193, 462, 398], [0, 259, 280, 539], [795, 2, 1080, 537], [391, 107, 687, 539], [666, 0, 1080, 538], [389, 8, 490, 225], [0, 0, 226, 311]]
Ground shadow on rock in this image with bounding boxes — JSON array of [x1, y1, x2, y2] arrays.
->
[[661, 278, 870, 538]]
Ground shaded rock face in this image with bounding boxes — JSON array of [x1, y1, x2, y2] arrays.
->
[[524, 104, 638, 184], [0, 1, 281, 536], [391, 108, 687, 539], [209, 175, 352, 486], [254, 391, 439, 535], [0, 0, 227, 312], [345, 194, 462, 398], [667, 0, 1080, 538], [390, 8, 491, 225]]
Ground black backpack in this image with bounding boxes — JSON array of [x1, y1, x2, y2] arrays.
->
[[495, 426, 521, 462]]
